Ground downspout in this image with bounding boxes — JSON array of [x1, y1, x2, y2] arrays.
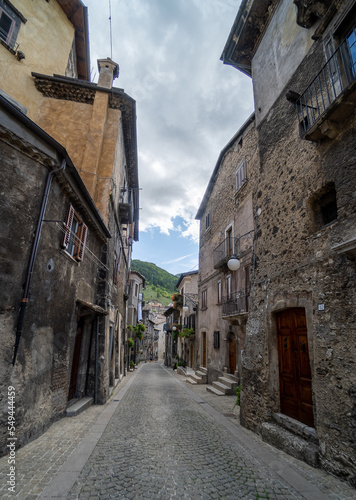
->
[[12, 159, 66, 366]]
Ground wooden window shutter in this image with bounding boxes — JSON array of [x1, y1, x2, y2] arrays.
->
[[61, 205, 75, 249], [76, 222, 88, 261]]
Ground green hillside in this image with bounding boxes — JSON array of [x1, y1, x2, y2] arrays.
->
[[130, 260, 179, 306]]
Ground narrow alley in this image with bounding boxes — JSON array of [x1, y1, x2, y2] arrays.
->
[[1, 364, 355, 500]]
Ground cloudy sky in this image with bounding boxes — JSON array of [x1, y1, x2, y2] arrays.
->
[[84, 0, 254, 275]]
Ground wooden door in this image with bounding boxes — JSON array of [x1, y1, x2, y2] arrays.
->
[[277, 308, 314, 427], [68, 318, 84, 401], [228, 333, 236, 374], [202, 332, 207, 367]]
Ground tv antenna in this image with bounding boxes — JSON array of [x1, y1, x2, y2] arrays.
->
[[109, 0, 113, 59]]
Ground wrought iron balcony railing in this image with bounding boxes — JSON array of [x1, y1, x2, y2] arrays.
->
[[222, 291, 249, 317], [213, 236, 233, 269], [295, 34, 356, 138]]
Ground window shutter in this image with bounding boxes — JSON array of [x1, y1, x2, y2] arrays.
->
[[61, 205, 75, 249], [76, 223, 88, 261]]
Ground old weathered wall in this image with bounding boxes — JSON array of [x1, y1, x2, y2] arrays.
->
[[252, 0, 315, 126], [0, 120, 106, 454], [242, 23, 356, 484], [0, 0, 75, 120], [197, 121, 258, 380]]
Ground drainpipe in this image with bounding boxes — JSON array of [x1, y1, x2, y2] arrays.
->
[[12, 159, 66, 366]]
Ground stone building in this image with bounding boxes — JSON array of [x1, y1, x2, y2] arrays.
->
[[195, 117, 257, 385], [175, 271, 198, 369], [221, 0, 356, 485], [0, 0, 139, 453], [164, 306, 180, 368], [126, 271, 145, 368]]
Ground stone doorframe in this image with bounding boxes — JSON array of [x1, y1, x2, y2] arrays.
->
[[268, 295, 314, 416]]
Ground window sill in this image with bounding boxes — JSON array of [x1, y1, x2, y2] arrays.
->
[[60, 249, 80, 264], [0, 38, 16, 55]]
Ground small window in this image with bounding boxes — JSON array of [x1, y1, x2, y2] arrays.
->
[[217, 280, 222, 304], [205, 212, 211, 230], [213, 331, 220, 349], [113, 250, 121, 285], [135, 283, 139, 297], [310, 183, 338, 229], [61, 205, 88, 261], [0, 2, 26, 50], [226, 274, 232, 298], [201, 289, 207, 310], [235, 160, 246, 192]]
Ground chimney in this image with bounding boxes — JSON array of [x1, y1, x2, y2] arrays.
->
[[97, 58, 119, 89]]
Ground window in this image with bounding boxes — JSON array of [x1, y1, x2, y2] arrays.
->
[[346, 26, 356, 77], [205, 212, 211, 230], [226, 274, 232, 298], [0, 2, 26, 50], [61, 205, 88, 261], [226, 227, 233, 257], [235, 160, 246, 192], [201, 289, 207, 310], [310, 183, 338, 229], [113, 249, 121, 285], [135, 283, 139, 297], [213, 331, 220, 349], [217, 280, 222, 304]]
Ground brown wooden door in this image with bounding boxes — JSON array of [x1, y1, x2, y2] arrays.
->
[[229, 334, 236, 374], [68, 318, 84, 401], [202, 332, 207, 367], [277, 308, 314, 427]]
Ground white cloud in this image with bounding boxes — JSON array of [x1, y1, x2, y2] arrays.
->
[[85, 0, 253, 261]]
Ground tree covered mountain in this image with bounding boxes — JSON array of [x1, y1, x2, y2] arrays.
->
[[130, 260, 179, 306]]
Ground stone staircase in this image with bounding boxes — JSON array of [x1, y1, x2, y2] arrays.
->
[[206, 372, 238, 396], [186, 366, 207, 385]]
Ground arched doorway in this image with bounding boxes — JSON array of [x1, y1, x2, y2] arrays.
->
[[276, 308, 314, 427], [228, 332, 236, 375]]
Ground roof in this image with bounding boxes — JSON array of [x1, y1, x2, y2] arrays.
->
[[195, 113, 255, 220], [176, 270, 199, 289], [57, 0, 90, 81], [220, 0, 277, 77], [130, 270, 146, 287]]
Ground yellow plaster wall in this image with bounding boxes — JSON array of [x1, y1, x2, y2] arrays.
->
[[36, 93, 123, 224], [0, 0, 75, 121]]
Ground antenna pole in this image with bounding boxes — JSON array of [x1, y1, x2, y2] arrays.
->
[[109, 0, 113, 59]]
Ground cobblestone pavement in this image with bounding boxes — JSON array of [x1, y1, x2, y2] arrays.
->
[[1, 363, 356, 499]]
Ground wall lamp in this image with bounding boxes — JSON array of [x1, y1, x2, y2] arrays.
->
[[227, 230, 254, 271]]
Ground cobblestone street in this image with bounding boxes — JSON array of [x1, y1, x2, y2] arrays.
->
[[1, 363, 356, 499]]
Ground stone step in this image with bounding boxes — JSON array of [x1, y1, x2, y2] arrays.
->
[[196, 370, 207, 378], [261, 421, 320, 468], [206, 385, 225, 396], [212, 381, 232, 395], [66, 396, 93, 417], [219, 376, 237, 389], [223, 373, 238, 383], [199, 366, 207, 373], [186, 378, 198, 385], [187, 373, 206, 384]]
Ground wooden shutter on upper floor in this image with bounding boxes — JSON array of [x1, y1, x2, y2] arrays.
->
[[75, 222, 88, 261], [61, 205, 75, 249]]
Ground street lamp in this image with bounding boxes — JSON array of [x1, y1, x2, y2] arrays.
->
[[227, 230, 254, 271]]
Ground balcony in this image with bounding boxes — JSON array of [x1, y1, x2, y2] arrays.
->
[[294, 35, 356, 141], [222, 291, 249, 323], [213, 237, 233, 269]]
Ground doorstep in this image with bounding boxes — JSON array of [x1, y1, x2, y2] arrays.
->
[[66, 397, 93, 417]]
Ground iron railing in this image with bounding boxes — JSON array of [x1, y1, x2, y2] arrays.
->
[[296, 36, 356, 134], [213, 236, 233, 268], [222, 291, 249, 317]]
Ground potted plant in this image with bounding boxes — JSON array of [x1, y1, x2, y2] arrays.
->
[[129, 360, 135, 371], [172, 293, 183, 309], [127, 337, 134, 349], [135, 323, 145, 340]]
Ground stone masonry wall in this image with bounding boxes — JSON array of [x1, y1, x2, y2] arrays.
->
[[241, 29, 356, 485]]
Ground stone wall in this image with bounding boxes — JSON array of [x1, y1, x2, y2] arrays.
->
[[241, 14, 356, 484]]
